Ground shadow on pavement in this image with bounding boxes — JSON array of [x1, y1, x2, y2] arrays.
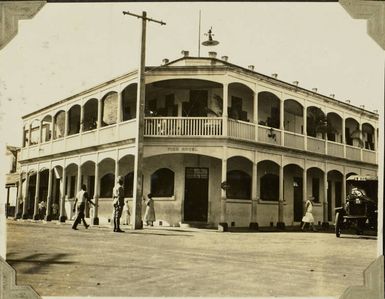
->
[[126, 231, 193, 237], [6, 253, 75, 274]]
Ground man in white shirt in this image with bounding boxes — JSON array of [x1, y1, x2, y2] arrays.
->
[[72, 184, 96, 230]]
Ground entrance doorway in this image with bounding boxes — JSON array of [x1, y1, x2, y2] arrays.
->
[[293, 177, 303, 222], [184, 167, 209, 222]]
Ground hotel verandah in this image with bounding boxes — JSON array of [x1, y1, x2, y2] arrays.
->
[[14, 52, 378, 229]]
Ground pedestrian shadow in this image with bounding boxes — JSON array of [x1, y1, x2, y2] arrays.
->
[[126, 231, 193, 237], [6, 253, 75, 274], [338, 235, 377, 240]]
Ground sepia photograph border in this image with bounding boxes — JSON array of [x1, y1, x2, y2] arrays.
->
[[0, 1, 384, 299]]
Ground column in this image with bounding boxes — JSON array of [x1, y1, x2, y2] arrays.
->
[[51, 116, 55, 144], [79, 105, 84, 134], [324, 108, 328, 155], [22, 173, 30, 219], [222, 83, 228, 137], [77, 164, 82, 192], [92, 163, 100, 225], [304, 105, 307, 150], [44, 168, 53, 221], [249, 162, 258, 229], [342, 172, 346, 205], [59, 167, 67, 222], [64, 111, 68, 137], [115, 154, 120, 180], [97, 99, 102, 128], [6, 187, 10, 218], [277, 161, 285, 229], [303, 164, 307, 215], [32, 170, 40, 220], [359, 122, 363, 161], [280, 99, 285, 146], [219, 157, 228, 231], [52, 174, 58, 219], [117, 92, 122, 123], [38, 122, 43, 144], [15, 173, 23, 218], [28, 124, 32, 146], [253, 90, 258, 142], [322, 167, 329, 227], [342, 117, 346, 158]]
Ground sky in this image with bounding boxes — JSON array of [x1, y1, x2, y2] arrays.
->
[[0, 2, 384, 148]]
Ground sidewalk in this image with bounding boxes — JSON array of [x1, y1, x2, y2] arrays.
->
[[6, 219, 377, 297]]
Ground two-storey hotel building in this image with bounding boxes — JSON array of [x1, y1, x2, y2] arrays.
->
[[15, 52, 378, 229]]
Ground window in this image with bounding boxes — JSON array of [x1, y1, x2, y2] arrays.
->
[[101, 92, 118, 126], [83, 99, 98, 131], [151, 168, 174, 197], [312, 178, 320, 203], [226, 170, 251, 199], [100, 173, 115, 197], [260, 173, 279, 201], [54, 111, 66, 139]]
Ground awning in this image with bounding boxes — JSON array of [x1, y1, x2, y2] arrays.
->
[[346, 175, 378, 182]]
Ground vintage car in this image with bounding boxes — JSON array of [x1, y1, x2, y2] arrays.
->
[[335, 175, 378, 237]]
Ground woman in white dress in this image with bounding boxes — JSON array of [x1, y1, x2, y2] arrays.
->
[[143, 193, 155, 226], [301, 196, 317, 231]]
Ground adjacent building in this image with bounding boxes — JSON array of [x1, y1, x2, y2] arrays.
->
[[15, 52, 378, 229], [5, 145, 20, 217]]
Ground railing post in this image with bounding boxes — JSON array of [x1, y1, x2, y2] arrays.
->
[[277, 160, 285, 229], [304, 104, 308, 151], [280, 98, 284, 146], [342, 115, 346, 158], [223, 83, 228, 137], [253, 88, 258, 142], [219, 155, 228, 232]]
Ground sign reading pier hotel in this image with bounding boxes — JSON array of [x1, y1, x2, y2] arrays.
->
[[168, 147, 198, 152]]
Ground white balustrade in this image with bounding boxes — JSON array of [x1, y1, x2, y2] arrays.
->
[[362, 149, 376, 164], [284, 131, 305, 150], [346, 145, 361, 161], [144, 117, 222, 137], [258, 126, 281, 145], [327, 141, 344, 158], [307, 136, 326, 154], [19, 115, 376, 166], [228, 119, 255, 140]]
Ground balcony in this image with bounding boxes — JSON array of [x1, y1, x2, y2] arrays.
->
[[20, 116, 377, 164], [20, 119, 137, 161]]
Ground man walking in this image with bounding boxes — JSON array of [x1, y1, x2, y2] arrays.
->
[[72, 184, 96, 230], [112, 176, 125, 232]]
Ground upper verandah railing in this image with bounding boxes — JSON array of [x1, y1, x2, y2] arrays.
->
[[21, 116, 376, 164], [144, 116, 377, 164]]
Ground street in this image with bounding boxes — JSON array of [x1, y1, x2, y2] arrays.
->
[[6, 220, 377, 297]]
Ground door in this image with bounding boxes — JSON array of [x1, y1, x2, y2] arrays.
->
[[187, 90, 208, 117], [184, 167, 209, 222], [293, 177, 303, 222]]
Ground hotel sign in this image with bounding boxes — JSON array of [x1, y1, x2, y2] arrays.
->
[[167, 147, 198, 152]]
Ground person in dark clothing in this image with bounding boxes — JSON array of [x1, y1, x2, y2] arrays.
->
[[112, 176, 125, 232], [72, 184, 96, 230]]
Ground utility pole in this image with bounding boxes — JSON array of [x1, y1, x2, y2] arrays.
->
[[122, 11, 165, 229]]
